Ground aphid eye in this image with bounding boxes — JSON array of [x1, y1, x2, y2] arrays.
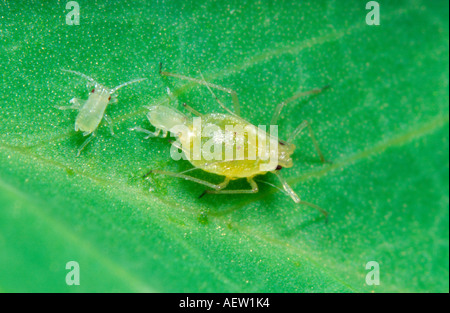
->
[[276, 165, 283, 170], [279, 140, 285, 146], [91, 88, 95, 93], [108, 96, 111, 101]]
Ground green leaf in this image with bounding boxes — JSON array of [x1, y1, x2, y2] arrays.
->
[[0, 0, 448, 292]]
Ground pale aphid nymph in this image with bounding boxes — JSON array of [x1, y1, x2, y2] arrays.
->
[[56, 69, 146, 156]]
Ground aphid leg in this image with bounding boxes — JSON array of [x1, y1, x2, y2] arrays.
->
[[129, 126, 161, 139], [198, 72, 241, 117], [271, 85, 330, 125], [159, 63, 241, 116], [104, 114, 115, 136], [144, 170, 229, 191], [273, 170, 300, 202], [182, 103, 202, 116], [169, 139, 182, 149], [298, 200, 329, 223], [200, 177, 259, 197], [54, 98, 85, 110], [273, 171, 328, 221], [291, 120, 327, 163], [76, 132, 96, 157]]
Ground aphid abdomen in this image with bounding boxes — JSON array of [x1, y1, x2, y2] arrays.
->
[[146, 105, 188, 132], [75, 92, 109, 134], [198, 159, 265, 178], [183, 113, 277, 178]]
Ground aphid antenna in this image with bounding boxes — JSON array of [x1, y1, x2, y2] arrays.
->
[[110, 78, 147, 94], [61, 69, 102, 88]]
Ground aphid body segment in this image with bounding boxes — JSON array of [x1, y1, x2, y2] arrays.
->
[[57, 69, 146, 156], [133, 65, 329, 217]]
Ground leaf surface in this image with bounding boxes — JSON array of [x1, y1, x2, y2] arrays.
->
[[0, 0, 448, 292]]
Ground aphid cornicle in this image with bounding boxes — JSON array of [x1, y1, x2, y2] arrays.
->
[[56, 69, 146, 156], [133, 64, 330, 218]]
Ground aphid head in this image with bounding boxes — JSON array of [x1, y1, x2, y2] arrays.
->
[[277, 140, 296, 168], [91, 85, 109, 95], [146, 105, 189, 133]]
